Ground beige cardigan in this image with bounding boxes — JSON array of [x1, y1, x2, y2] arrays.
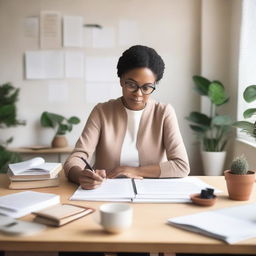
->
[[64, 98, 190, 178]]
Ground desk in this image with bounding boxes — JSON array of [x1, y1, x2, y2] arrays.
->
[[8, 147, 73, 162], [0, 174, 255, 255]]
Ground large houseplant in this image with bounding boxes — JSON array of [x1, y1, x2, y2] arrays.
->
[[233, 85, 256, 140], [0, 82, 25, 172], [40, 111, 80, 148], [224, 155, 255, 201], [187, 75, 232, 175]]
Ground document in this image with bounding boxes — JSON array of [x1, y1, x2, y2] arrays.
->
[[40, 11, 61, 49], [70, 177, 221, 202], [168, 203, 256, 244], [0, 191, 60, 218]]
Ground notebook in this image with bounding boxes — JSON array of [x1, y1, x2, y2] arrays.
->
[[8, 175, 60, 189], [168, 203, 256, 244], [70, 177, 221, 203], [8, 157, 62, 180], [0, 191, 60, 218], [33, 203, 95, 226]]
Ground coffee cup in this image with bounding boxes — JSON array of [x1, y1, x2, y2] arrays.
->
[[99, 203, 133, 234]]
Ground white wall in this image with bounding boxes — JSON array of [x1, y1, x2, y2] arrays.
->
[[0, 0, 202, 172]]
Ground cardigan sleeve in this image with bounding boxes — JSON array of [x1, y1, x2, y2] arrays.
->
[[159, 104, 190, 177], [63, 104, 102, 177]]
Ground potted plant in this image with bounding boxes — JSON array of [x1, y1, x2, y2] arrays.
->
[[40, 111, 80, 148], [0, 82, 26, 172], [233, 85, 256, 140], [224, 155, 255, 201], [186, 75, 232, 175]]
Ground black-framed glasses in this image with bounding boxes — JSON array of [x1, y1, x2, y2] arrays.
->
[[123, 80, 156, 95]]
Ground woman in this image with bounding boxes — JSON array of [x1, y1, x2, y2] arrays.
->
[[64, 45, 190, 189]]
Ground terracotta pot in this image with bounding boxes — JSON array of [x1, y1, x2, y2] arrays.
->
[[224, 170, 255, 201], [51, 135, 68, 148]]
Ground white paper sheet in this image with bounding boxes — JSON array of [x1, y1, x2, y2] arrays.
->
[[25, 51, 64, 79], [83, 27, 93, 47], [63, 16, 83, 47], [85, 82, 121, 103], [92, 26, 115, 48], [48, 81, 69, 102], [85, 56, 118, 82], [168, 203, 256, 244], [70, 179, 135, 201], [70, 177, 221, 203], [40, 11, 61, 49], [24, 17, 39, 38], [118, 20, 140, 46], [65, 51, 84, 78]]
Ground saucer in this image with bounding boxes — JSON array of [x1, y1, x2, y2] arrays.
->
[[190, 193, 217, 206]]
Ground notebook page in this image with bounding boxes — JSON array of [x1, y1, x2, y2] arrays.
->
[[168, 205, 256, 244], [70, 178, 135, 201], [134, 177, 221, 199], [9, 157, 45, 174]]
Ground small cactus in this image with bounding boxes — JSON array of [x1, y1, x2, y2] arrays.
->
[[230, 155, 249, 175]]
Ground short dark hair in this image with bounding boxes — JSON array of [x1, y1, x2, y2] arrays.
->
[[117, 45, 165, 82]]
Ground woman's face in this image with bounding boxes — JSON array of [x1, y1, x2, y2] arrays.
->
[[120, 67, 156, 111]]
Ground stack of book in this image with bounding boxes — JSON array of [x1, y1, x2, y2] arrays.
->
[[8, 157, 62, 189]]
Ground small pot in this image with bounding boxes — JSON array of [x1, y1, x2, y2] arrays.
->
[[51, 135, 68, 148], [190, 193, 217, 206], [224, 170, 255, 201]]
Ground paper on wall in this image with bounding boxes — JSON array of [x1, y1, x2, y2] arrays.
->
[[25, 51, 64, 79], [65, 51, 84, 78], [83, 27, 93, 47], [48, 81, 69, 102], [118, 20, 140, 46], [92, 27, 116, 48], [24, 17, 39, 38], [40, 11, 61, 49], [63, 16, 84, 47], [85, 56, 118, 82], [85, 82, 121, 104]]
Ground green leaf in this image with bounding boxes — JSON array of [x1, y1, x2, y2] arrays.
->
[[40, 112, 55, 128], [243, 108, 256, 118], [192, 75, 211, 95], [68, 116, 80, 124], [186, 112, 211, 127], [189, 125, 207, 133], [244, 85, 256, 103], [57, 124, 68, 135], [212, 115, 232, 126], [208, 82, 229, 106], [233, 121, 256, 138]]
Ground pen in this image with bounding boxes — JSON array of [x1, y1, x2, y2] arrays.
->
[[80, 157, 95, 173]]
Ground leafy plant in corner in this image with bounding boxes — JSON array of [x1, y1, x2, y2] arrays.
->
[[186, 75, 232, 152], [233, 85, 256, 140], [0, 82, 26, 173], [40, 111, 80, 136]]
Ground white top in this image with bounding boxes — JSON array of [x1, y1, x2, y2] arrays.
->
[[120, 107, 144, 167]]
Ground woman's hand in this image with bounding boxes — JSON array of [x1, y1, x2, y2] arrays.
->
[[107, 166, 143, 179], [79, 169, 106, 190]]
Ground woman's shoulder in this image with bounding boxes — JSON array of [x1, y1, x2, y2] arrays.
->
[[93, 98, 123, 114]]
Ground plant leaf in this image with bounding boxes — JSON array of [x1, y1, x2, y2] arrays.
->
[[243, 108, 256, 118], [244, 85, 256, 103], [68, 116, 80, 124], [233, 121, 256, 138], [189, 125, 207, 133], [186, 112, 211, 127], [192, 75, 211, 95], [208, 82, 229, 106], [212, 115, 232, 126]]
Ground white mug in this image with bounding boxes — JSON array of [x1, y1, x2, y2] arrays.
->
[[99, 203, 133, 234]]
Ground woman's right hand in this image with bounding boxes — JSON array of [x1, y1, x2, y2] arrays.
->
[[78, 169, 106, 190]]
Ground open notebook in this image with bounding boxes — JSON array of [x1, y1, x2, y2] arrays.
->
[[70, 177, 221, 203], [168, 203, 256, 244]]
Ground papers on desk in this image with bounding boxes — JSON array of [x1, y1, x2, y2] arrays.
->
[[0, 191, 60, 218], [70, 177, 221, 202], [168, 203, 256, 244]]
